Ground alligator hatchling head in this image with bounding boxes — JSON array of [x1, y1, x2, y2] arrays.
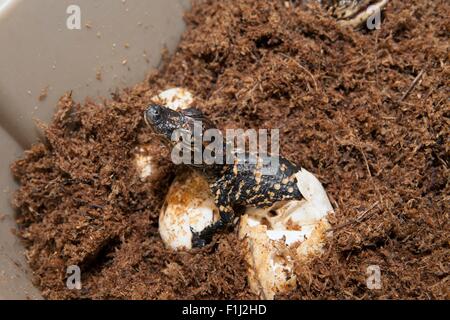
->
[[144, 104, 214, 150]]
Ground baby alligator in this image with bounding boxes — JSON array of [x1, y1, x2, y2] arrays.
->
[[144, 105, 303, 247]]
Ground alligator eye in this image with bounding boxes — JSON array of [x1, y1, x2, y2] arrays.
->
[[145, 105, 163, 125], [151, 106, 161, 118]]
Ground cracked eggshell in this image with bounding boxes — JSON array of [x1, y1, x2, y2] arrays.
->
[[134, 88, 194, 181], [239, 215, 297, 300], [151, 87, 194, 111], [159, 170, 219, 250], [338, 0, 389, 28], [239, 168, 333, 299], [134, 145, 156, 181]]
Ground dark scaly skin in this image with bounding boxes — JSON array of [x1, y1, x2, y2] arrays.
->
[[196, 156, 302, 247], [144, 105, 303, 247]]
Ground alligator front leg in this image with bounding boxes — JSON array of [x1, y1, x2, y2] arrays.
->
[[191, 182, 235, 248]]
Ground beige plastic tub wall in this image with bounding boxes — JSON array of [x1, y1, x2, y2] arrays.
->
[[0, 0, 189, 299]]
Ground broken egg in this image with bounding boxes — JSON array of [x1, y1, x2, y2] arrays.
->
[[159, 170, 219, 250], [151, 87, 194, 111], [134, 145, 156, 181], [134, 87, 194, 180], [337, 0, 389, 29], [239, 168, 333, 299]]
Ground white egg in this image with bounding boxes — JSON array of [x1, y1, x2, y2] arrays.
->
[[338, 0, 388, 28], [239, 168, 333, 299], [134, 146, 154, 181], [151, 87, 194, 111], [159, 170, 219, 250]]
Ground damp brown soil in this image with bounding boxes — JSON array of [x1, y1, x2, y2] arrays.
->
[[11, 0, 449, 299]]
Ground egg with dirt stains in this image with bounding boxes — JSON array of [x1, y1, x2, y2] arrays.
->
[[159, 170, 220, 250], [239, 168, 333, 299], [151, 87, 194, 111]]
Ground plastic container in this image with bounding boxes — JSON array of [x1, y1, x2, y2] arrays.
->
[[0, 0, 189, 299]]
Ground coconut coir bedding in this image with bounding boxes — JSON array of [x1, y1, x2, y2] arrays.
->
[[11, 0, 449, 299]]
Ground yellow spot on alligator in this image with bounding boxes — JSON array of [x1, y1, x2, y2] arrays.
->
[[274, 183, 281, 190], [288, 187, 294, 193]]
